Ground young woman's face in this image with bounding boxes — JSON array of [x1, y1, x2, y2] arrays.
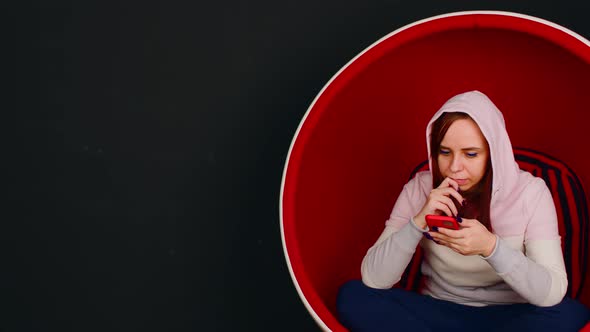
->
[[437, 118, 489, 191]]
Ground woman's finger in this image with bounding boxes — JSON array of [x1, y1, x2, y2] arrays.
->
[[439, 177, 459, 191], [435, 237, 462, 252], [446, 188, 464, 206], [435, 227, 463, 239], [429, 231, 453, 243], [434, 187, 463, 206], [432, 201, 453, 217], [435, 195, 459, 216], [432, 186, 463, 207], [431, 238, 461, 253], [446, 242, 463, 254], [429, 191, 458, 216], [454, 218, 476, 227]]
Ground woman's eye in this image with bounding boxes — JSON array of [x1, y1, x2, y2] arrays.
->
[[466, 152, 478, 158], [439, 149, 450, 155]]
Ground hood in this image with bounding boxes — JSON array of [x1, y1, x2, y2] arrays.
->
[[425, 91, 520, 202]]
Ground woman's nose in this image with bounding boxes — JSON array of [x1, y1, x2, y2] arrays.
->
[[450, 156, 463, 172]]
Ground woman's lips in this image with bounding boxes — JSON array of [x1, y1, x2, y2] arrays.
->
[[453, 178, 468, 185]]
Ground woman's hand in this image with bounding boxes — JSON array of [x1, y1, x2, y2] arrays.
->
[[413, 177, 463, 229], [428, 218, 497, 257]]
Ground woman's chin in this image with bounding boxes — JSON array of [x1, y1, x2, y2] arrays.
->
[[459, 183, 472, 191]]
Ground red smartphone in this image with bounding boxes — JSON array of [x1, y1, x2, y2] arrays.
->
[[425, 215, 460, 230]]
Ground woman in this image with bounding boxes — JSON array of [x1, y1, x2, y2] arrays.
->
[[337, 91, 590, 331]]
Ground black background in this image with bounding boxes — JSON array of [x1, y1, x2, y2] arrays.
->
[[10, 1, 590, 331]]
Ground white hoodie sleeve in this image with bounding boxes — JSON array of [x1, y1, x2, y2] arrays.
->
[[485, 179, 568, 306], [361, 182, 427, 289]]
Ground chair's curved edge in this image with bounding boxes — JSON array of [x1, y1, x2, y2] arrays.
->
[[280, 156, 338, 331], [279, 178, 331, 331]]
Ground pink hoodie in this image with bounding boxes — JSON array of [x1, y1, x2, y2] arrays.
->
[[361, 91, 568, 307]]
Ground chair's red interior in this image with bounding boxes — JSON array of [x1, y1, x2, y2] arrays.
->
[[282, 13, 590, 331]]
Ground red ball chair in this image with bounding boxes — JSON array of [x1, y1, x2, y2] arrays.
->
[[280, 11, 590, 331]]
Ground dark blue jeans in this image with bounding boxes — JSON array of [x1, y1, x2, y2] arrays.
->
[[337, 280, 590, 332]]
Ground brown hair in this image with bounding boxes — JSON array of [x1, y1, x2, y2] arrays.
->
[[429, 112, 493, 230]]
